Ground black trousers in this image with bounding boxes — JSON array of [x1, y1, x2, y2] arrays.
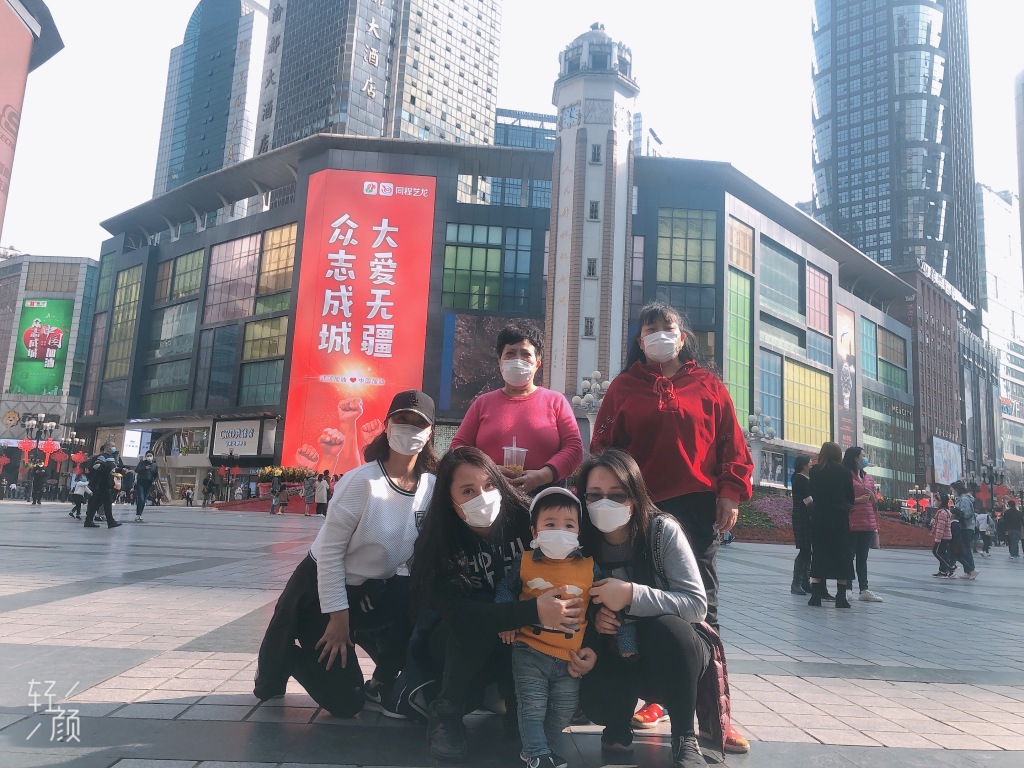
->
[[580, 615, 710, 740], [657, 492, 720, 628], [70, 496, 85, 516], [851, 530, 873, 591], [794, 546, 811, 585], [254, 553, 412, 717], [85, 491, 114, 525], [429, 617, 514, 714]]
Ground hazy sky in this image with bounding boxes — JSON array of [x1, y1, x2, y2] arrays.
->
[[5, 0, 1024, 257]]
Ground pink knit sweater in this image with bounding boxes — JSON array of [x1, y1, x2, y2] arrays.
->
[[450, 387, 584, 482]]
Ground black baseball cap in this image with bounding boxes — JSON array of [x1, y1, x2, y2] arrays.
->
[[387, 390, 435, 425]]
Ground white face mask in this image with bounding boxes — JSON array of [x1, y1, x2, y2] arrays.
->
[[642, 331, 681, 364], [387, 424, 431, 455], [587, 499, 632, 532], [501, 359, 535, 387], [531, 529, 579, 560], [460, 488, 503, 527]]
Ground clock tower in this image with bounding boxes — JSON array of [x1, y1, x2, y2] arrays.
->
[[546, 23, 639, 396]]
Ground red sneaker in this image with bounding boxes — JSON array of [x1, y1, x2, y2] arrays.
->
[[699, 724, 751, 754], [631, 702, 669, 729]]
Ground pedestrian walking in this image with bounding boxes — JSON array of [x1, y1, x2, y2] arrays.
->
[[843, 447, 882, 602], [977, 508, 994, 557], [83, 441, 122, 529], [949, 507, 979, 580], [790, 456, 813, 595], [184, 487, 194, 506], [68, 472, 91, 519], [930, 494, 956, 577], [134, 451, 158, 523], [30, 464, 46, 505], [302, 471, 316, 516], [1001, 499, 1023, 560], [807, 442, 855, 608]]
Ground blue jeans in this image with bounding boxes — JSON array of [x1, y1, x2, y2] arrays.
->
[[511, 642, 578, 759], [1009, 530, 1021, 558]]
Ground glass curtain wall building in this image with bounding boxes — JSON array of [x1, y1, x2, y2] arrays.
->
[[810, 0, 978, 306], [153, 0, 268, 196]]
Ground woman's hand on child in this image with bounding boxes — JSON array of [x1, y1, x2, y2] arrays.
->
[[589, 578, 633, 612], [568, 647, 597, 678], [536, 585, 582, 632], [592, 605, 621, 635], [498, 630, 517, 644]]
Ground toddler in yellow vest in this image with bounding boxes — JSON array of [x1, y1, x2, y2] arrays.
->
[[495, 487, 619, 768]]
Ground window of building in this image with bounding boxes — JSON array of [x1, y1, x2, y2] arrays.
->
[[805, 265, 831, 333], [806, 329, 833, 367], [528, 179, 551, 208], [760, 313, 804, 355], [442, 224, 531, 311], [154, 260, 173, 303], [103, 265, 143, 380], [760, 349, 783, 438], [860, 317, 878, 380], [725, 270, 753, 420], [656, 208, 717, 285], [591, 144, 602, 163], [586, 258, 598, 278], [96, 257, 115, 310], [26, 261, 79, 293], [147, 301, 198, 360], [194, 325, 238, 409], [204, 234, 260, 323], [239, 359, 284, 406], [139, 390, 188, 415], [255, 292, 291, 314], [726, 217, 753, 272], [243, 317, 289, 360], [630, 235, 645, 319], [656, 284, 716, 327], [172, 249, 204, 299], [784, 359, 832, 448], [584, 317, 596, 337], [142, 360, 191, 390], [81, 312, 107, 417], [760, 238, 803, 317], [589, 201, 600, 220]]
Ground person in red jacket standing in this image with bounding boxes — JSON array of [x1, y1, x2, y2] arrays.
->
[[591, 301, 753, 753]]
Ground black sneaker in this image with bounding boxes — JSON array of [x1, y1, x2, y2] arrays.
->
[[671, 735, 706, 768], [520, 753, 567, 768], [427, 701, 467, 762], [600, 726, 634, 753], [363, 678, 407, 720]]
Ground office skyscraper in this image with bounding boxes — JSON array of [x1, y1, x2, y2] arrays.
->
[[810, 0, 978, 307], [254, 0, 501, 154], [153, 0, 268, 197]]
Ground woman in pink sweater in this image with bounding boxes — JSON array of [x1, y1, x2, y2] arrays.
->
[[450, 323, 583, 495], [842, 447, 882, 602]]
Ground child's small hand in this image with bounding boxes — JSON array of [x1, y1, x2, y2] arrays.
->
[[568, 647, 597, 678], [499, 630, 516, 644]]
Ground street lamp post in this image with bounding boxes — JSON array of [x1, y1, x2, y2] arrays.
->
[[24, 414, 56, 465], [907, 484, 929, 526], [980, 462, 1004, 513], [746, 408, 777, 487], [571, 370, 610, 448]]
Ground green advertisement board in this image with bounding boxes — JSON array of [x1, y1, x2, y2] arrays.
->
[[9, 299, 74, 396]]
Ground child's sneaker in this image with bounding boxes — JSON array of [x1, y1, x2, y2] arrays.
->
[[631, 702, 668, 729]]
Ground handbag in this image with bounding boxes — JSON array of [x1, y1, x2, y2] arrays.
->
[[870, 530, 880, 549]]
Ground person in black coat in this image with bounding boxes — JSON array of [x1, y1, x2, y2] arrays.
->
[[807, 442, 855, 608], [790, 455, 813, 595]]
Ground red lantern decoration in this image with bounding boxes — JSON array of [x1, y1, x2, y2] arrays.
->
[[17, 438, 35, 465], [71, 451, 89, 473], [51, 449, 69, 472], [905, 498, 918, 508], [219, 465, 228, 477], [39, 437, 59, 466], [0, 455, 10, 470]]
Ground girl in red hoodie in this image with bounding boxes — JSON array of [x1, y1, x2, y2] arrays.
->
[[591, 301, 753, 753]]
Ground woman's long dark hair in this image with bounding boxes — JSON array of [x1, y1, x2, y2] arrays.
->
[[363, 421, 439, 477], [623, 301, 714, 374], [841, 446, 865, 477], [410, 446, 530, 614], [575, 448, 662, 578]]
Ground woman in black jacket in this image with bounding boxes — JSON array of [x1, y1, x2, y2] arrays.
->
[[410, 447, 582, 762], [807, 442, 855, 608], [790, 455, 813, 595]]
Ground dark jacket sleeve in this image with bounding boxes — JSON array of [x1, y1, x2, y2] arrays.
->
[[432, 577, 539, 634]]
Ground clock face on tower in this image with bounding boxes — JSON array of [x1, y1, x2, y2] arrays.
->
[[560, 102, 581, 130]]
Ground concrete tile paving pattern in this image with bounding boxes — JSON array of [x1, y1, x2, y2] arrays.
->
[[1, 499, 1022, 766]]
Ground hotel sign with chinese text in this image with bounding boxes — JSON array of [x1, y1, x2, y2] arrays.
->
[[282, 169, 436, 475]]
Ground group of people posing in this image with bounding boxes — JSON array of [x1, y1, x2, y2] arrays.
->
[[72, 442, 161, 526], [255, 303, 755, 768]]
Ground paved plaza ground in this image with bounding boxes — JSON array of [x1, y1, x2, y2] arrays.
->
[[1, 499, 1023, 768]]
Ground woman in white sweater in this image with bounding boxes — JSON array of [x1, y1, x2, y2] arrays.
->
[[254, 390, 438, 717]]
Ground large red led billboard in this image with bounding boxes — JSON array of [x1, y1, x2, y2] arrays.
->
[[282, 169, 436, 475]]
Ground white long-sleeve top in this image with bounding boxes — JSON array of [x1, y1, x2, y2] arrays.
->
[[310, 460, 435, 613]]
